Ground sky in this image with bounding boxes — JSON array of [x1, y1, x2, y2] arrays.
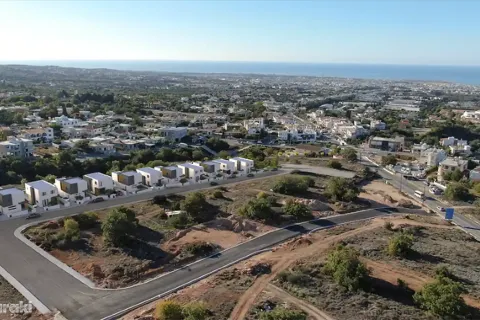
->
[[0, 0, 479, 66]]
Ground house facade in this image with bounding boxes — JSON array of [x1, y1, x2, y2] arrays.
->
[[177, 163, 204, 182], [25, 180, 59, 209], [55, 177, 88, 201], [0, 188, 28, 217], [83, 172, 114, 196], [0, 138, 34, 158], [229, 157, 255, 173], [136, 167, 162, 186], [112, 171, 142, 192], [212, 159, 235, 173]]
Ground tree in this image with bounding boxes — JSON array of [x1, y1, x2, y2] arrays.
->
[[272, 176, 311, 195], [342, 148, 358, 162], [387, 232, 414, 257], [205, 137, 230, 152], [192, 150, 204, 161], [181, 192, 210, 222], [322, 245, 370, 291], [239, 198, 274, 221], [325, 177, 359, 202], [414, 276, 467, 318], [155, 300, 183, 320], [217, 150, 230, 159], [101, 207, 138, 247], [43, 174, 57, 184], [450, 169, 464, 182], [445, 183, 469, 201], [327, 160, 342, 170], [259, 308, 307, 320], [182, 302, 208, 320], [283, 200, 312, 219], [381, 154, 397, 166], [64, 218, 80, 241]]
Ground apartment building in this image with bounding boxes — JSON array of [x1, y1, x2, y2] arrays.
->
[[229, 157, 255, 173], [158, 127, 188, 142], [136, 167, 162, 186], [0, 187, 28, 217], [25, 180, 59, 208], [278, 129, 317, 143], [426, 149, 447, 168], [370, 120, 386, 130], [243, 118, 264, 134], [368, 136, 405, 151], [83, 172, 114, 196], [52, 115, 81, 127], [55, 177, 88, 200], [112, 171, 142, 191], [22, 127, 54, 142], [440, 136, 468, 147], [177, 163, 204, 182], [437, 158, 469, 182], [0, 138, 34, 158]]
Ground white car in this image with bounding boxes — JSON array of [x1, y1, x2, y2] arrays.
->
[[437, 206, 445, 212]]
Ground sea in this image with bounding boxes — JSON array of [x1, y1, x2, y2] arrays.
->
[[4, 60, 480, 86]]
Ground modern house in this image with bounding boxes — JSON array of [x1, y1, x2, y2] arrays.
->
[[52, 115, 81, 127], [213, 159, 235, 173], [55, 177, 88, 202], [229, 157, 255, 173], [0, 188, 28, 217], [25, 180, 59, 209], [136, 167, 163, 187], [83, 172, 114, 196], [0, 138, 34, 159], [198, 161, 220, 174], [155, 166, 182, 183], [111, 171, 142, 192], [177, 163, 204, 182], [22, 127, 55, 142], [158, 127, 188, 142]]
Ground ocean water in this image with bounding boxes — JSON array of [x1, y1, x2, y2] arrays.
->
[[5, 60, 480, 85]]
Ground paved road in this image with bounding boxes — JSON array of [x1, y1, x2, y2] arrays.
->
[[364, 157, 480, 240], [282, 164, 356, 178]]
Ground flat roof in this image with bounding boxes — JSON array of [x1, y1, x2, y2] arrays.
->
[[25, 180, 55, 190], [119, 171, 140, 176], [230, 157, 252, 162], [137, 167, 159, 174], [0, 187, 24, 196], [57, 177, 84, 184], [178, 163, 203, 169], [213, 159, 232, 165], [84, 172, 112, 180]]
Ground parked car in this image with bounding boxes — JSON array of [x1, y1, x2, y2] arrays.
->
[[247, 173, 254, 177], [210, 181, 218, 186], [26, 213, 41, 220], [88, 198, 105, 204], [437, 206, 445, 212]]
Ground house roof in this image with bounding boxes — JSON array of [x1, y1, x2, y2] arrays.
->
[[0, 187, 24, 196], [212, 159, 233, 165], [84, 172, 112, 181], [57, 177, 84, 184], [178, 163, 203, 170], [25, 180, 56, 190], [137, 167, 159, 175]]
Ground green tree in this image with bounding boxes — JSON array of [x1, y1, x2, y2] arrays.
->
[[381, 154, 397, 166], [342, 148, 358, 162], [283, 200, 312, 219], [272, 176, 310, 195], [322, 245, 370, 291], [181, 192, 210, 222], [101, 207, 138, 247], [182, 302, 208, 320], [205, 137, 230, 152], [450, 169, 464, 182], [414, 276, 467, 318], [387, 232, 414, 258], [43, 174, 57, 184], [325, 177, 359, 202], [64, 218, 80, 241], [155, 300, 184, 320], [445, 183, 469, 201], [239, 198, 274, 221], [192, 150, 205, 161], [327, 160, 342, 170], [217, 150, 230, 159], [258, 308, 307, 320]]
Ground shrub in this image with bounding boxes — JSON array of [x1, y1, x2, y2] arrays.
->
[[101, 207, 137, 247], [445, 183, 470, 201], [397, 278, 408, 290], [271, 176, 311, 195], [239, 198, 275, 221], [256, 191, 268, 199], [414, 276, 467, 318], [212, 190, 223, 199], [342, 148, 358, 162], [283, 200, 312, 219], [168, 213, 192, 229], [327, 160, 342, 170], [381, 154, 397, 166], [182, 302, 208, 320], [73, 212, 99, 229], [258, 307, 307, 320], [325, 177, 359, 202], [155, 300, 183, 320], [184, 241, 216, 256], [64, 218, 80, 241], [181, 192, 210, 222], [278, 270, 311, 286], [387, 232, 414, 258], [435, 266, 454, 280], [322, 245, 370, 291], [384, 221, 394, 231], [152, 195, 168, 205]]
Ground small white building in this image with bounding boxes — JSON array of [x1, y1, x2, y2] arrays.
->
[[197, 161, 220, 175], [213, 159, 235, 173], [112, 171, 142, 192], [469, 167, 480, 182], [136, 167, 163, 187], [278, 129, 317, 143], [25, 180, 59, 209], [159, 127, 188, 142], [440, 136, 468, 147], [83, 172, 114, 196], [0, 187, 28, 217], [427, 149, 447, 168], [52, 115, 81, 127], [370, 120, 386, 130], [177, 163, 205, 182], [229, 157, 255, 173], [55, 177, 88, 201], [437, 158, 468, 182], [155, 166, 183, 183]]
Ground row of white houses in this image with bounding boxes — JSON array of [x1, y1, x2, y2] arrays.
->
[[0, 157, 254, 218]]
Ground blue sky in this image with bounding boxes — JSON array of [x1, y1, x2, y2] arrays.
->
[[1, 0, 479, 65]]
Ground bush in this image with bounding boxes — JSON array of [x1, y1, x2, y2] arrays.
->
[[212, 190, 223, 199], [64, 218, 80, 241], [414, 276, 467, 318], [182, 302, 208, 320], [322, 245, 370, 291], [327, 160, 342, 170], [184, 241, 216, 256], [384, 221, 394, 231], [256, 191, 268, 199], [325, 177, 359, 202], [168, 213, 192, 229], [283, 200, 312, 219], [445, 183, 470, 201], [258, 307, 307, 320], [239, 198, 275, 221], [381, 154, 397, 166], [73, 212, 99, 229], [397, 278, 408, 290], [155, 300, 183, 320], [152, 195, 168, 205], [271, 176, 311, 195], [278, 270, 311, 286], [387, 232, 414, 257], [181, 192, 210, 222], [341, 148, 358, 162], [435, 266, 454, 280], [101, 207, 138, 247]]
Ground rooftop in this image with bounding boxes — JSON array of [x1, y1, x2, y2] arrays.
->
[[0, 187, 24, 196], [25, 180, 56, 190], [84, 172, 112, 181]]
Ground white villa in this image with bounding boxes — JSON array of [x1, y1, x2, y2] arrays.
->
[[25, 180, 59, 209], [136, 167, 163, 187], [0, 188, 28, 217]]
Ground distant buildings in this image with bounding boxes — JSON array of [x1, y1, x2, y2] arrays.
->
[[437, 158, 468, 182], [278, 129, 317, 143], [158, 127, 188, 142], [243, 118, 265, 134], [370, 120, 386, 130], [368, 136, 405, 151], [0, 138, 34, 158]]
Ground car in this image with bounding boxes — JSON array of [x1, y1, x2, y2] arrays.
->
[[26, 213, 41, 220], [210, 181, 218, 186], [271, 168, 278, 171], [437, 206, 445, 212], [88, 197, 105, 204], [247, 173, 254, 177]]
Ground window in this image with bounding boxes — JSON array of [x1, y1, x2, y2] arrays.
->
[[42, 192, 46, 196], [51, 190, 55, 194]]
